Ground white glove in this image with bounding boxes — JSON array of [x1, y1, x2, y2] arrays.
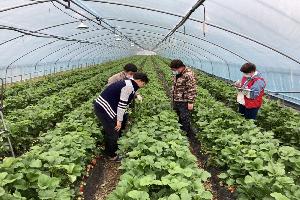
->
[[136, 94, 143, 102]]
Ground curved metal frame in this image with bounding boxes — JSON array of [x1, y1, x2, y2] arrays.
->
[[121, 28, 232, 77], [1, 0, 298, 65]]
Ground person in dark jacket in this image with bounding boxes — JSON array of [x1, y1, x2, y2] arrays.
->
[[106, 63, 137, 86], [234, 63, 266, 120], [106, 63, 142, 132], [170, 59, 197, 138], [94, 72, 149, 161]]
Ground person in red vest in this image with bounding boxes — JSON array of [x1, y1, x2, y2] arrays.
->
[[234, 63, 266, 120]]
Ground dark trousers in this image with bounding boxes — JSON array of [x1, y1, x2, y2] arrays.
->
[[120, 113, 128, 137], [238, 104, 259, 120], [94, 103, 119, 157], [173, 102, 193, 137]]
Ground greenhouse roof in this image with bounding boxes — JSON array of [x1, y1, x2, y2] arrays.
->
[[0, 0, 300, 103]]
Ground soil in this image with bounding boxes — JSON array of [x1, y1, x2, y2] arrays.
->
[[151, 58, 237, 199], [84, 58, 148, 200], [151, 58, 172, 98], [188, 132, 237, 200], [84, 156, 121, 200]]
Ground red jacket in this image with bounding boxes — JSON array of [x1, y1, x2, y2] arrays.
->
[[241, 76, 265, 109]]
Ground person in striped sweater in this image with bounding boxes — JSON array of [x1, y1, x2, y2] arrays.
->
[[94, 72, 149, 161]]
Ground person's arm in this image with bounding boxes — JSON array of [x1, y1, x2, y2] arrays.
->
[[249, 79, 265, 99], [186, 73, 197, 110], [107, 74, 116, 85], [117, 85, 132, 122]]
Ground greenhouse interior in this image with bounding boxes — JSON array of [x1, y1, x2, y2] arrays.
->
[[0, 0, 300, 200]]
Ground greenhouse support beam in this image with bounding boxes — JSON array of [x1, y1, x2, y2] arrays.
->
[[152, 0, 206, 50], [0, 110, 15, 157], [55, 0, 145, 50], [268, 91, 300, 94], [83, 1, 300, 65], [0, 78, 3, 111], [103, 17, 250, 62], [125, 30, 230, 75]]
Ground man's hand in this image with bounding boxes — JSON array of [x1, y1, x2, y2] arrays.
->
[[136, 94, 143, 102], [115, 121, 122, 132], [188, 103, 194, 111]]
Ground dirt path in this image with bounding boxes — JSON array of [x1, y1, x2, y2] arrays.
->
[[152, 57, 237, 200], [188, 134, 237, 200], [83, 156, 121, 200]]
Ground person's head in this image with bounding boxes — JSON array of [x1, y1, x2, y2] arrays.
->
[[133, 72, 149, 88], [240, 63, 256, 77], [170, 59, 186, 75], [124, 63, 138, 79]]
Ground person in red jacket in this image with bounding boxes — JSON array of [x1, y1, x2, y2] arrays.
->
[[234, 63, 266, 120]]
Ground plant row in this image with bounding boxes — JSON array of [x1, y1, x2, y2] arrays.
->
[[3, 59, 131, 113], [2, 57, 139, 99], [195, 69, 300, 149], [108, 58, 212, 200], [0, 57, 146, 199], [193, 88, 300, 200], [0, 97, 100, 200], [158, 56, 300, 149], [1, 57, 142, 156], [156, 57, 300, 199], [2, 66, 121, 156]]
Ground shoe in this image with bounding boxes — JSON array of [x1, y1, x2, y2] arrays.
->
[[109, 155, 122, 162]]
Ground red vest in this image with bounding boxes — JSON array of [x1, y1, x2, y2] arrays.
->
[[241, 76, 265, 109]]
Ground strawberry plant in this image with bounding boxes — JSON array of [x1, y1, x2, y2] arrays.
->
[[0, 57, 145, 199], [159, 57, 300, 149], [156, 57, 300, 200], [193, 88, 300, 199], [109, 58, 212, 199]]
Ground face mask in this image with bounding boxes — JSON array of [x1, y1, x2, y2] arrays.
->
[[172, 71, 179, 75], [126, 74, 133, 79], [243, 73, 251, 78]]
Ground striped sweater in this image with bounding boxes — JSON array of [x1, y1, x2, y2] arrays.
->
[[95, 79, 139, 121]]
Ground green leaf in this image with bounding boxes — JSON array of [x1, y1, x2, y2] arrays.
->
[[38, 189, 56, 199], [0, 172, 8, 182], [14, 179, 28, 190], [38, 174, 60, 190], [0, 187, 5, 196], [26, 172, 41, 183], [127, 190, 150, 200], [55, 188, 73, 200], [0, 173, 23, 186], [38, 174, 50, 190], [1, 157, 16, 168], [270, 192, 290, 200], [168, 194, 180, 200], [13, 191, 26, 200], [244, 175, 254, 184], [180, 188, 191, 200], [265, 163, 285, 176], [201, 191, 213, 199], [139, 175, 156, 186], [127, 150, 141, 158], [29, 159, 42, 168], [218, 173, 228, 179], [68, 175, 77, 183]]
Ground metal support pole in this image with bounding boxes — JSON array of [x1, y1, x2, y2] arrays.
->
[[0, 78, 3, 111], [0, 78, 15, 157]]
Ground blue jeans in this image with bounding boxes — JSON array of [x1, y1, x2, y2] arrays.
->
[[238, 104, 259, 120]]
